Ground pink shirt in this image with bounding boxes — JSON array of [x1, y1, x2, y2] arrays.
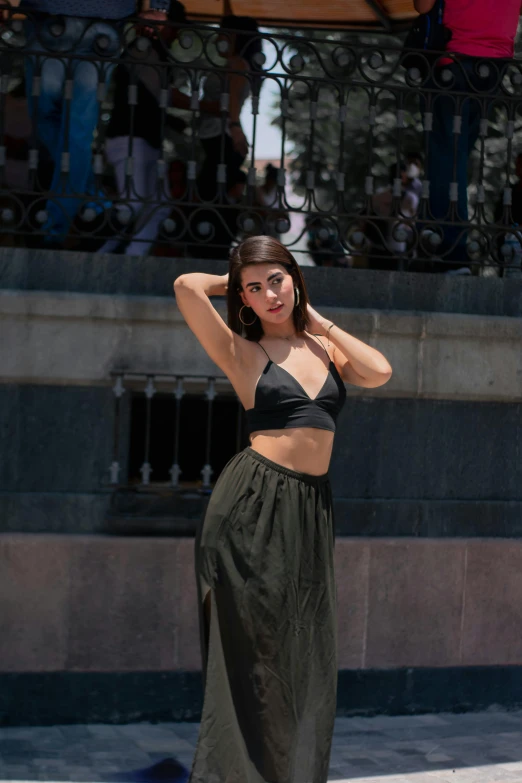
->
[[443, 0, 520, 58]]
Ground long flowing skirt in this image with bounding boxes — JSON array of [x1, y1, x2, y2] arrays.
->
[[189, 446, 338, 783]]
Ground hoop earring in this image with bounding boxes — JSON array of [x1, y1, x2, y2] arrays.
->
[[294, 287, 300, 307], [239, 305, 257, 326]]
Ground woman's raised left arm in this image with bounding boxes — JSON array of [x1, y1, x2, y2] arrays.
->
[[307, 304, 392, 389]]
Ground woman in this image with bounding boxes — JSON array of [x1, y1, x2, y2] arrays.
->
[[173, 235, 392, 783], [197, 13, 261, 201]]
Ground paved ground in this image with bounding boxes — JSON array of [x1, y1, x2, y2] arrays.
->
[[2, 710, 522, 782]]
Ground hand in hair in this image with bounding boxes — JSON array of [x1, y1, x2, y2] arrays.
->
[[306, 303, 333, 337]]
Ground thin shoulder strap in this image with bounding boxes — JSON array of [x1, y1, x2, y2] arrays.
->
[[256, 342, 271, 361], [312, 334, 331, 359]]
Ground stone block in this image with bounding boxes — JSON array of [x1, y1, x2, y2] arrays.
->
[[335, 541, 370, 669], [66, 537, 178, 671], [0, 535, 69, 671], [0, 385, 113, 494], [175, 538, 201, 671], [422, 325, 522, 401], [370, 333, 419, 398], [330, 398, 522, 502], [365, 540, 466, 668], [461, 540, 522, 666]]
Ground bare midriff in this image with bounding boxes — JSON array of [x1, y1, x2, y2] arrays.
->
[[249, 427, 335, 476]]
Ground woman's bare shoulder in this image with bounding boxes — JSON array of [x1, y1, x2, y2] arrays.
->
[[239, 337, 266, 363], [226, 338, 271, 408]]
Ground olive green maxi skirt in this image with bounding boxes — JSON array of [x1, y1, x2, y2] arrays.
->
[[189, 446, 338, 783]]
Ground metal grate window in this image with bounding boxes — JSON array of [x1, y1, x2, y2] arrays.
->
[[110, 372, 248, 493]]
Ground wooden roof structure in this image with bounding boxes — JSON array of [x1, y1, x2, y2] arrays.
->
[[186, 0, 418, 31]]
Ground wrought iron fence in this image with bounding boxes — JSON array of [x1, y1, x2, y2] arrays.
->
[[2, 7, 522, 272]]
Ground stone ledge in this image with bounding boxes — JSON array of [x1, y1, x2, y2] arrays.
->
[[2, 247, 522, 317], [1, 291, 522, 401], [3, 290, 522, 341]]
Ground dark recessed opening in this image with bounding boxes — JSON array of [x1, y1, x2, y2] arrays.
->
[[128, 391, 248, 486]]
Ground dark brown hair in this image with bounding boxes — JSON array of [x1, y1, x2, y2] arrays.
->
[[227, 236, 310, 341]]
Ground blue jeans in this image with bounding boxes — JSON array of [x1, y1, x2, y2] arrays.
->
[[25, 16, 120, 239], [426, 60, 499, 263]]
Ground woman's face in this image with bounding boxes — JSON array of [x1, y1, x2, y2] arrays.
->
[[239, 263, 296, 324]]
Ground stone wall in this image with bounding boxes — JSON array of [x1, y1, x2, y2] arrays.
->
[[2, 250, 522, 721], [2, 534, 522, 723], [3, 289, 522, 398], [4, 534, 521, 673], [1, 288, 521, 535]]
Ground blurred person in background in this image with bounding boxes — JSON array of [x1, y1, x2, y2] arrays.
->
[[404, 152, 423, 200], [4, 80, 31, 193], [98, 0, 189, 257], [196, 8, 261, 201], [415, 0, 521, 272], [18, 0, 174, 247], [256, 163, 289, 240], [257, 163, 278, 208], [364, 161, 420, 270]]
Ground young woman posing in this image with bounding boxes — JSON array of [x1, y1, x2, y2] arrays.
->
[[174, 235, 392, 783]]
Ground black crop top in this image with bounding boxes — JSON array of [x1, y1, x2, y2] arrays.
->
[[245, 338, 347, 435]]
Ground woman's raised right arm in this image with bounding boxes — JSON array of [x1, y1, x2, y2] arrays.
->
[[173, 273, 246, 373]]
